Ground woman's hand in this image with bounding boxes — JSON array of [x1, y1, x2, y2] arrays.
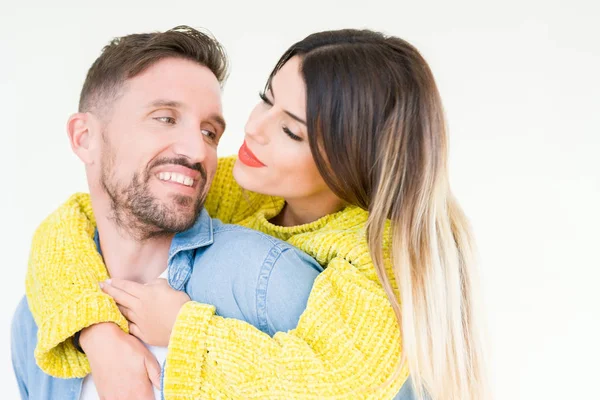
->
[[80, 322, 161, 400], [100, 278, 191, 346]]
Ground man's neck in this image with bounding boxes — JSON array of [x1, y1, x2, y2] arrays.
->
[[94, 202, 173, 284]]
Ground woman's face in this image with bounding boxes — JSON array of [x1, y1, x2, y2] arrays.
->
[[233, 56, 334, 203]]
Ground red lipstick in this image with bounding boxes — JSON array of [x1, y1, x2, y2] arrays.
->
[[238, 142, 266, 168]]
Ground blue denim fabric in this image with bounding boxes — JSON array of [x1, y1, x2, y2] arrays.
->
[[11, 208, 415, 399]]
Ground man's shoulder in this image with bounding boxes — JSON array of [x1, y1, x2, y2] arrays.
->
[[11, 297, 37, 376], [12, 296, 36, 336], [210, 219, 291, 249], [199, 220, 322, 335], [206, 219, 323, 275], [11, 296, 81, 398]]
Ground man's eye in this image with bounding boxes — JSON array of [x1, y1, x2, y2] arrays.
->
[[202, 129, 217, 141], [154, 116, 176, 125]]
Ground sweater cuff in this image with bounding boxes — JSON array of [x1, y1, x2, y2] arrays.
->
[[163, 301, 216, 399], [33, 292, 128, 378]]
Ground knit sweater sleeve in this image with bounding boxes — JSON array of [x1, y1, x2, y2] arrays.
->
[[25, 193, 128, 378], [204, 155, 271, 224], [163, 257, 408, 399]]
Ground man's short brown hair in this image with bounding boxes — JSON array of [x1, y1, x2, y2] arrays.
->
[[79, 25, 228, 113]]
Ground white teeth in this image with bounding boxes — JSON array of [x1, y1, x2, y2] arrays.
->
[[157, 172, 194, 187]]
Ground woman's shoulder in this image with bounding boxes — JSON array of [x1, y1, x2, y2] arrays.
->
[[289, 207, 371, 262], [288, 206, 394, 284]]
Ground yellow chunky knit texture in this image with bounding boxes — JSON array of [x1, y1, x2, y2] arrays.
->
[[26, 156, 408, 399]]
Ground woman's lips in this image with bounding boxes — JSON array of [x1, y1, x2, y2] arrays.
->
[[238, 141, 266, 167]]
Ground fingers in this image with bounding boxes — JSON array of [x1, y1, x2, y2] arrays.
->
[[144, 353, 162, 390], [107, 278, 146, 297], [117, 305, 136, 323], [101, 281, 140, 309], [129, 322, 143, 340]]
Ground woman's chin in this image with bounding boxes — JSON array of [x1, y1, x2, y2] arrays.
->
[[232, 159, 262, 193]]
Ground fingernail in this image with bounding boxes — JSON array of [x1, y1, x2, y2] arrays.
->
[[105, 279, 112, 285], [99, 282, 104, 289]]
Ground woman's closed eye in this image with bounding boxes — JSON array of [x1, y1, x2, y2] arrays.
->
[[283, 125, 302, 142]]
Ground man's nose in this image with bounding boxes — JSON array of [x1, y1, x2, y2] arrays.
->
[[172, 127, 209, 164]]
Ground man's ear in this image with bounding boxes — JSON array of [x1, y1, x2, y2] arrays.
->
[[67, 112, 96, 165]]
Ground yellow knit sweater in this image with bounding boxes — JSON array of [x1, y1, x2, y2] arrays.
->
[[26, 156, 408, 399]]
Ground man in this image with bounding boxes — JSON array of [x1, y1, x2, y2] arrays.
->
[[11, 26, 322, 400]]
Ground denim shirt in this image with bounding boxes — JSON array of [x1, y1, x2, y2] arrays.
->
[[11, 209, 323, 400], [11, 209, 417, 400]]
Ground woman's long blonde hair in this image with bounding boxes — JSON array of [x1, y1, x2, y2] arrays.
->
[[267, 30, 489, 399]]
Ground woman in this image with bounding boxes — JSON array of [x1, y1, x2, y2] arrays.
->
[[25, 29, 487, 399]]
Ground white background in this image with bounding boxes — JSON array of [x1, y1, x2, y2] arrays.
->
[[1, 1, 598, 399]]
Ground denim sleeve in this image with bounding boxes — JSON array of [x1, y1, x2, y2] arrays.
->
[[186, 229, 323, 337], [258, 248, 323, 335], [11, 297, 31, 399]]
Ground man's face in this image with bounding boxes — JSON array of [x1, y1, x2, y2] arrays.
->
[[91, 57, 225, 238]]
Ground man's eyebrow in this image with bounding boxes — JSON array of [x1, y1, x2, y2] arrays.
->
[[209, 114, 227, 132], [146, 99, 182, 109], [147, 100, 226, 131], [268, 86, 306, 126]]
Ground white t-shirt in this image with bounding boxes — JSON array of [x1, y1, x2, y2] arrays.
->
[[80, 269, 169, 400]]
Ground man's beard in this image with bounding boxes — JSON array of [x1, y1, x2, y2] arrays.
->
[[100, 149, 207, 241]]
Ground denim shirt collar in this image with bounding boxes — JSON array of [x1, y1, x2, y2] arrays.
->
[[94, 208, 214, 290], [167, 208, 214, 263]]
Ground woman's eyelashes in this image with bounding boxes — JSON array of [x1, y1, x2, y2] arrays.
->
[[283, 125, 302, 141], [259, 92, 303, 142], [259, 92, 272, 106]]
